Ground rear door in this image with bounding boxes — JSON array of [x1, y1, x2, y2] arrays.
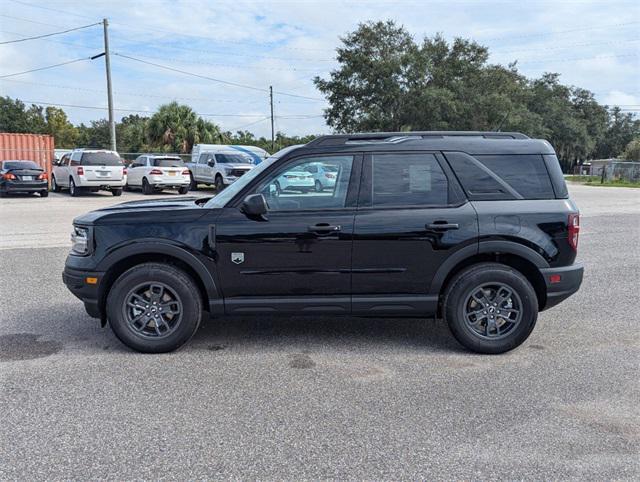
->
[[53, 153, 71, 185], [81, 152, 124, 182], [351, 151, 477, 314], [127, 156, 146, 185]]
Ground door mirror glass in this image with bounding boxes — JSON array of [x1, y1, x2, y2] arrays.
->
[[208, 159, 215, 167], [241, 193, 268, 218]]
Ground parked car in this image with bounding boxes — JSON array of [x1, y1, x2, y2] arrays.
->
[[186, 146, 255, 191], [126, 155, 190, 195], [52, 149, 126, 197], [274, 167, 315, 193], [0, 160, 49, 197], [63, 131, 583, 354], [304, 162, 338, 192], [191, 143, 269, 165]]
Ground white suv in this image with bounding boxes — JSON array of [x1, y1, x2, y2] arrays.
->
[[126, 155, 190, 194], [52, 149, 126, 197]]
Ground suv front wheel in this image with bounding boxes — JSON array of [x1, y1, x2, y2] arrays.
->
[[443, 263, 538, 354], [106, 263, 203, 353]]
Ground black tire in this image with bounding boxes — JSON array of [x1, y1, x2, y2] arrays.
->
[[106, 263, 203, 353], [142, 178, 153, 195], [214, 175, 224, 191], [40, 190, 49, 197], [178, 186, 189, 195], [51, 175, 61, 193], [189, 173, 198, 191], [314, 180, 322, 192], [69, 178, 79, 197], [443, 262, 538, 354], [112, 188, 123, 196]]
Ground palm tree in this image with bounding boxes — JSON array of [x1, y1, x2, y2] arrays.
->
[[146, 102, 221, 153]]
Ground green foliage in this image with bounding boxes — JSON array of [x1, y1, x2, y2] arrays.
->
[[314, 20, 640, 171], [621, 138, 640, 161]]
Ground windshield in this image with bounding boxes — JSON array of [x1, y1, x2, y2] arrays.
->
[[216, 153, 252, 164], [81, 152, 122, 166], [2, 161, 40, 170], [205, 155, 278, 208], [153, 158, 184, 167]]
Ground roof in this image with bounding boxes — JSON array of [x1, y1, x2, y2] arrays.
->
[[299, 131, 554, 156]]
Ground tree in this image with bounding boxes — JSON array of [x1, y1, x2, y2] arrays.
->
[[0, 97, 46, 133], [117, 115, 148, 153], [44, 106, 78, 148], [146, 102, 221, 153], [621, 138, 640, 160], [594, 107, 640, 159], [77, 119, 110, 149]]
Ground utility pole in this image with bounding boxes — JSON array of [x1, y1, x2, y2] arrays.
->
[[103, 18, 116, 151], [269, 85, 275, 152]]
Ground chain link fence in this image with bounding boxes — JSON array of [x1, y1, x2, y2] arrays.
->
[[603, 161, 640, 183]]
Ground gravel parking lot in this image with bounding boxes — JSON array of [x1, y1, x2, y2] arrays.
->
[[1, 184, 638, 479]]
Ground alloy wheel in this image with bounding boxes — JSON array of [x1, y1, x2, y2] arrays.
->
[[463, 283, 523, 339]]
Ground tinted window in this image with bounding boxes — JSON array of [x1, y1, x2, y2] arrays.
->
[[445, 152, 515, 200], [255, 156, 354, 211], [475, 155, 555, 199], [2, 161, 40, 170], [153, 158, 184, 167], [216, 154, 251, 164], [371, 153, 448, 207], [80, 152, 122, 166]]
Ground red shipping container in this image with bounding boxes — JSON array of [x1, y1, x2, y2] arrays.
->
[[0, 133, 55, 179]]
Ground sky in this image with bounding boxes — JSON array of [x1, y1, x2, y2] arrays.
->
[[1, 0, 639, 142]]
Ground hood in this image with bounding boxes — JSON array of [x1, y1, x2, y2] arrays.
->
[[220, 163, 253, 170], [74, 196, 213, 226]]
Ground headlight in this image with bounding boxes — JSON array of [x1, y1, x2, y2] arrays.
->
[[70, 226, 90, 255]]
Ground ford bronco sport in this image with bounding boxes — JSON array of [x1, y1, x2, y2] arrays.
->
[[63, 132, 583, 354]]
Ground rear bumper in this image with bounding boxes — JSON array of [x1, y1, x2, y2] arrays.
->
[[1, 181, 48, 192], [62, 265, 104, 318], [540, 262, 584, 310], [77, 178, 126, 188]]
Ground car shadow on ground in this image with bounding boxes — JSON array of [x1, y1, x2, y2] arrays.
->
[[4, 304, 463, 358]]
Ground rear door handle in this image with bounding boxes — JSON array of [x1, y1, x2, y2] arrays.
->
[[308, 223, 341, 234], [426, 222, 459, 230]]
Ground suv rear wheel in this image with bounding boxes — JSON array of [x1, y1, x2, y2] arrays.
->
[[443, 262, 538, 354], [106, 263, 202, 353], [69, 178, 79, 197], [142, 178, 153, 195]]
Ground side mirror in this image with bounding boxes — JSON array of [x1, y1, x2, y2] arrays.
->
[[241, 193, 268, 219], [208, 160, 215, 167]]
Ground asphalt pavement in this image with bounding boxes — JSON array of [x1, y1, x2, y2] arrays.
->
[[0, 184, 638, 479]]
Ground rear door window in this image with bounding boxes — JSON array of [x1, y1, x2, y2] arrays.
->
[[369, 153, 449, 207], [80, 152, 122, 166]]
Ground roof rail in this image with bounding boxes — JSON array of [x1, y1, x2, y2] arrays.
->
[[307, 131, 529, 147]]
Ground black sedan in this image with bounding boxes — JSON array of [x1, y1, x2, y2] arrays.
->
[[0, 160, 49, 197]]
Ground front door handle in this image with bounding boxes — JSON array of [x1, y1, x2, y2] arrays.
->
[[426, 222, 459, 230], [308, 223, 341, 234]]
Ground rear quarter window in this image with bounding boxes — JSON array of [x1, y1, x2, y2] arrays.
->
[[475, 155, 555, 199]]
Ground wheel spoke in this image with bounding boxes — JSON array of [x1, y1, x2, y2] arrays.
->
[[150, 284, 165, 302], [159, 302, 180, 316], [494, 286, 513, 307], [124, 282, 182, 338]]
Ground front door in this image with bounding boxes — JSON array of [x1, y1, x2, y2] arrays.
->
[[214, 153, 361, 314], [351, 151, 478, 314]]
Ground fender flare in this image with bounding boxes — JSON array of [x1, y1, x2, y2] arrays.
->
[[96, 240, 220, 303], [428, 240, 550, 295]]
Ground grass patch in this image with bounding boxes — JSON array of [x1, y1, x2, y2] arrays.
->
[[565, 175, 640, 188]]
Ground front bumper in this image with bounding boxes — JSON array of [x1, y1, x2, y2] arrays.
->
[[540, 262, 584, 310], [62, 265, 104, 318]]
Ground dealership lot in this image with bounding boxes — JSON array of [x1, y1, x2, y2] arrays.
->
[[0, 185, 638, 479]]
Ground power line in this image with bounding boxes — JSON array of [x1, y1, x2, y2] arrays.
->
[[227, 117, 271, 132], [0, 21, 101, 45], [480, 20, 640, 43], [15, 99, 323, 119], [0, 29, 101, 50], [113, 52, 325, 101], [492, 37, 640, 54], [516, 52, 640, 66], [8, 0, 96, 21], [0, 57, 91, 79]]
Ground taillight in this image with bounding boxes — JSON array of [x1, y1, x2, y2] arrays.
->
[[38, 172, 48, 180], [149, 169, 163, 175], [123, 168, 128, 175], [182, 169, 190, 175], [568, 213, 580, 251], [77, 166, 84, 176], [3, 173, 16, 180]]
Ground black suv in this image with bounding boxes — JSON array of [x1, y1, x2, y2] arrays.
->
[[63, 132, 583, 354]]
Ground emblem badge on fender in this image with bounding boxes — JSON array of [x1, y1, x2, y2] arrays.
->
[[231, 252, 244, 264]]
